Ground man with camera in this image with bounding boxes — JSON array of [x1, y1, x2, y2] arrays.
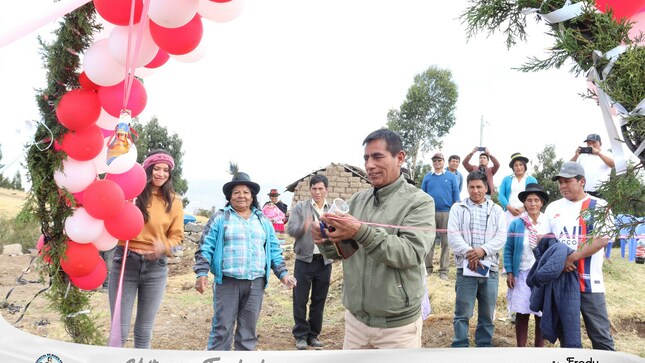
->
[[570, 133, 614, 197], [312, 129, 435, 349], [462, 146, 500, 199]]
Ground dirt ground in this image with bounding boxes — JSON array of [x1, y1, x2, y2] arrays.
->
[[0, 241, 643, 355]]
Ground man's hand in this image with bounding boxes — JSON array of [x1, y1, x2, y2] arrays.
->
[[563, 252, 579, 272], [195, 276, 208, 294], [465, 247, 485, 263], [281, 275, 297, 289], [311, 221, 325, 245], [320, 213, 361, 242]]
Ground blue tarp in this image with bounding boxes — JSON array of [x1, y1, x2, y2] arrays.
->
[[183, 214, 197, 225]]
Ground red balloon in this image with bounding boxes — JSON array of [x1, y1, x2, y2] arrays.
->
[[60, 240, 101, 278], [149, 15, 203, 55], [70, 260, 107, 290], [104, 202, 144, 240], [98, 79, 148, 118], [94, 0, 143, 26], [78, 72, 99, 91], [211, 0, 232, 2], [55, 89, 101, 131], [595, 0, 645, 20], [105, 163, 147, 200], [83, 179, 125, 220], [144, 49, 170, 69], [36, 235, 52, 264], [60, 124, 104, 161]]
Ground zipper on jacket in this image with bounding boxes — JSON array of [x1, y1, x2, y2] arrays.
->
[[396, 270, 410, 307]]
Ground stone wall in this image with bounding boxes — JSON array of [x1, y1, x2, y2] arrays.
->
[[290, 164, 371, 208]]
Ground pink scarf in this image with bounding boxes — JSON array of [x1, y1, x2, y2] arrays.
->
[[520, 212, 539, 250]]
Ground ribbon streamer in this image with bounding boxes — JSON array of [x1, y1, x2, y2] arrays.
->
[[521, 0, 585, 24], [108, 240, 129, 347]]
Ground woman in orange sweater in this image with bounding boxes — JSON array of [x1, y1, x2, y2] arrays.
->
[[108, 150, 184, 348]]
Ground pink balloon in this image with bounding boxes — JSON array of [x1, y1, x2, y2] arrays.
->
[[104, 202, 144, 240], [83, 39, 126, 87], [595, 0, 645, 20], [70, 259, 107, 290], [95, 108, 120, 130], [628, 11, 645, 46], [198, 0, 244, 23], [98, 78, 148, 118], [93, 227, 119, 251], [94, 0, 143, 26], [149, 14, 203, 55], [105, 163, 147, 200], [144, 49, 170, 68]]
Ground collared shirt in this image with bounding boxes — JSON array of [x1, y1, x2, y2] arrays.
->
[[466, 198, 489, 249], [221, 209, 267, 280], [432, 169, 445, 176], [509, 174, 528, 209], [310, 198, 329, 254]]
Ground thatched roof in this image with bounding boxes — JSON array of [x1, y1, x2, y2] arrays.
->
[[285, 163, 370, 192]]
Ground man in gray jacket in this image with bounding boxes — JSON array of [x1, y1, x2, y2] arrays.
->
[[448, 171, 506, 347], [312, 129, 435, 349], [287, 174, 334, 350]]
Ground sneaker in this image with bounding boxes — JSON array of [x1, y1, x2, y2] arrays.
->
[[295, 338, 308, 350], [439, 272, 448, 281], [308, 337, 324, 348]]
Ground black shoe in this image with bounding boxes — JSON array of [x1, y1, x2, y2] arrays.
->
[[295, 338, 308, 350], [308, 337, 324, 348]]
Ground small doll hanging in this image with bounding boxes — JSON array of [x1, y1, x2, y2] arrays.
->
[[106, 111, 138, 166]]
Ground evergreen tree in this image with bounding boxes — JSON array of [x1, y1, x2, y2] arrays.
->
[[531, 144, 563, 208], [11, 171, 23, 191]]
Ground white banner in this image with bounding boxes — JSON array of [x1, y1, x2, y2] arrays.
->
[[0, 314, 643, 363]]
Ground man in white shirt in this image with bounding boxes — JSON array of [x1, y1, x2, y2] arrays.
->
[[570, 133, 614, 197], [544, 161, 615, 351]]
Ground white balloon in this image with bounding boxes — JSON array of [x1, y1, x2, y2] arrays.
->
[[82, 39, 126, 87], [92, 226, 119, 251], [94, 136, 139, 175], [65, 207, 104, 244], [108, 23, 159, 67], [171, 39, 207, 63], [54, 158, 97, 193], [134, 65, 157, 78], [149, 0, 199, 28], [95, 108, 120, 130], [197, 0, 244, 23]]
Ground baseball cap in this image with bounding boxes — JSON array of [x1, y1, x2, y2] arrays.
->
[[431, 152, 444, 160], [551, 161, 585, 181], [584, 134, 601, 143]]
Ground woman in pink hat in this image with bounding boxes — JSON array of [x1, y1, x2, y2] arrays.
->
[[262, 189, 287, 244]]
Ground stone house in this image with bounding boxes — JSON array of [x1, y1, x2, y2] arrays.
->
[[285, 163, 372, 207]]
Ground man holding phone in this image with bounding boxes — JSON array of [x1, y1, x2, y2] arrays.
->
[[312, 129, 435, 349], [462, 146, 500, 198], [570, 133, 614, 197], [447, 171, 506, 347]]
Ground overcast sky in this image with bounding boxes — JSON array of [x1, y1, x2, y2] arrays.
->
[[0, 0, 633, 207]]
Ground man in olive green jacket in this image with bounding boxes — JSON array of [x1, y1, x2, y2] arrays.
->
[[312, 129, 435, 349]]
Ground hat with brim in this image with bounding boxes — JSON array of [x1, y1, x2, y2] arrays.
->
[[509, 152, 529, 168], [551, 161, 585, 181], [223, 172, 261, 196], [268, 188, 280, 197], [518, 183, 549, 204]]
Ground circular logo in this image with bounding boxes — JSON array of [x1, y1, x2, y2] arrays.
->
[[35, 354, 63, 363]]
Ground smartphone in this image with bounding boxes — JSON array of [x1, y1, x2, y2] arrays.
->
[[476, 263, 490, 276], [334, 239, 359, 259], [477, 146, 486, 152], [579, 146, 593, 154]]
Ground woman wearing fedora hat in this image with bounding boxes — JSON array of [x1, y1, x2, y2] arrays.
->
[[504, 183, 549, 347], [262, 189, 287, 245], [193, 169, 296, 351], [499, 152, 538, 229]]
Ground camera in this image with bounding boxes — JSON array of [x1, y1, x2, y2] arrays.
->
[[579, 146, 593, 154], [477, 146, 486, 152]]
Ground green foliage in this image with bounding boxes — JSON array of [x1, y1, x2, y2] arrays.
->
[[195, 206, 217, 219], [387, 65, 458, 179], [0, 216, 40, 251], [132, 117, 189, 207], [460, 0, 531, 48], [25, 3, 104, 344], [531, 144, 564, 208], [413, 163, 433, 188], [594, 164, 645, 238]]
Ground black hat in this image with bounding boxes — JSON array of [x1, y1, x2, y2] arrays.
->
[[509, 152, 529, 168], [518, 183, 549, 204], [584, 134, 601, 143], [551, 161, 585, 181], [223, 172, 260, 196]]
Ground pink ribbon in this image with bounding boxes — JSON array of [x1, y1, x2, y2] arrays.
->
[[108, 240, 129, 347], [122, 0, 152, 112]]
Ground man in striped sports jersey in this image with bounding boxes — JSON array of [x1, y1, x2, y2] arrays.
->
[[544, 161, 615, 350]]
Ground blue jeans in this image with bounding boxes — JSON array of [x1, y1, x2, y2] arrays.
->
[[452, 269, 499, 347], [207, 277, 265, 351], [108, 246, 168, 348]]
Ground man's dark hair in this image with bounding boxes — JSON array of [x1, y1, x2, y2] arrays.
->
[[363, 128, 403, 156], [480, 153, 490, 161], [467, 170, 488, 185], [448, 154, 460, 162], [310, 174, 329, 188]]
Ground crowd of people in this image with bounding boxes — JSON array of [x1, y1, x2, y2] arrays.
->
[[104, 131, 617, 351]]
